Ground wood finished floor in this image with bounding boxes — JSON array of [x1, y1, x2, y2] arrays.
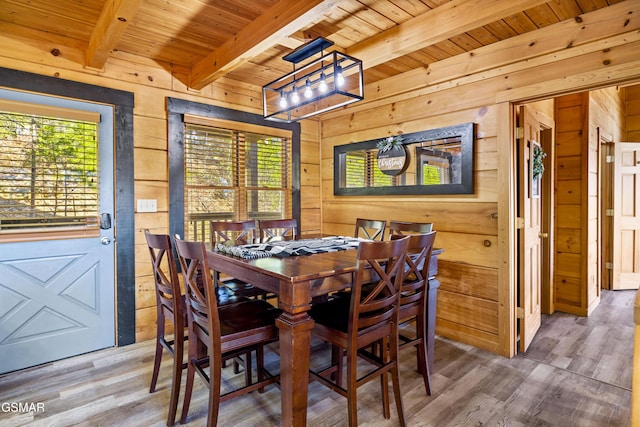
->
[[0, 289, 633, 426]]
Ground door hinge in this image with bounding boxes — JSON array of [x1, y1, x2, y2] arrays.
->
[[516, 127, 524, 139], [606, 262, 614, 270], [516, 217, 524, 229], [606, 155, 614, 163], [516, 307, 524, 319], [606, 209, 614, 217]]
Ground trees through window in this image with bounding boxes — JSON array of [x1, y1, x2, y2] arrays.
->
[[183, 123, 291, 241], [0, 111, 99, 231]]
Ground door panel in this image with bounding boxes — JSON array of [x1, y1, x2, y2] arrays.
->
[[0, 238, 114, 373], [518, 105, 543, 353], [0, 89, 114, 374], [612, 142, 640, 289]]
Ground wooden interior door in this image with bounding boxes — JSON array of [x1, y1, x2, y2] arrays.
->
[[611, 142, 640, 289], [518, 105, 543, 353]]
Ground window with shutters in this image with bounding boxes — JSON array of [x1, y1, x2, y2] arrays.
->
[[0, 104, 100, 232], [183, 122, 291, 241], [344, 149, 400, 188]]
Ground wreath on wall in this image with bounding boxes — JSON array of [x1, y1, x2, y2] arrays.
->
[[532, 145, 547, 180], [376, 134, 408, 176], [376, 135, 404, 153]]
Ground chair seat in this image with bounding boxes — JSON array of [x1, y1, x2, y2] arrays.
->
[[215, 285, 252, 306], [308, 298, 351, 332], [219, 299, 281, 337], [222, 278, 273, 299]]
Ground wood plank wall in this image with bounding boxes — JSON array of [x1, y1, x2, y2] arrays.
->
[[628, 85, 640, 141], [588, 87, 626, 307], [553, 87, 625, 315]]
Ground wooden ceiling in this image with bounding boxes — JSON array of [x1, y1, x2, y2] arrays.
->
[[0, 0, 626, 92]]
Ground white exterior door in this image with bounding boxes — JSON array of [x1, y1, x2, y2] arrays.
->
[[0, 89, 115, 374]]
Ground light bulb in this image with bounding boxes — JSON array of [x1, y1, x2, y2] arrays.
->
[[318, 73, 328, 93], [278, 92, 288, 109], [336, 66, 344, 87], [291, 87, 300, 104], [304, 79, 313, 98]]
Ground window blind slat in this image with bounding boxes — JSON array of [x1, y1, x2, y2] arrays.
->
[[0, 111, 100, 230], [183, 123, 292, 241]]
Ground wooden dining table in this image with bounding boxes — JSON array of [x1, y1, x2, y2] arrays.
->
[[206, 239, 441, 427]]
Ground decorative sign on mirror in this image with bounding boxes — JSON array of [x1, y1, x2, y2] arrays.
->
[[334, 122, 474, 195]]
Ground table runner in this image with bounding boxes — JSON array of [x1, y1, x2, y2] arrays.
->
[[217, 236, 365, 259]]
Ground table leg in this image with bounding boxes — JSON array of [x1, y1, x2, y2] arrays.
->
[[276, 312, 314, 427]]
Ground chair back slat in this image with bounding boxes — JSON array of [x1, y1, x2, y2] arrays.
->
[[258, 218, 297, 242], [210, 220, 256, 246], [388, 221, 433, 237], [354, 218, 387, 241], [392, 231, 437, 319], [349, 237, 409, 342], [144, 230, 182, 320]]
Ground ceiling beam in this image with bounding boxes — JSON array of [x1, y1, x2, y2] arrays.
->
[[86, 0, 143, 69], [347, 0, 551, 70], [357, 0, 640, 104], [188, 0, 339, 90]]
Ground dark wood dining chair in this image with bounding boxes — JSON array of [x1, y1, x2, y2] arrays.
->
[[392, 231, 437, 395], [257, 218, 298, 242], [308, 236, 410, 427], [354, 218, 387, 241], [210, 220, 268, 300], [174, 237, 280, 426], [388, 220, 433, 236], [144, 229, 187, 427]]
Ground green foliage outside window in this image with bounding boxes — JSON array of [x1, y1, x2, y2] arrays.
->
[[0, 112, 98, 229], [421, 164, 441, 185]]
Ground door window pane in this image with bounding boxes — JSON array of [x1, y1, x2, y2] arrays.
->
[[0, 111, 99, 231]]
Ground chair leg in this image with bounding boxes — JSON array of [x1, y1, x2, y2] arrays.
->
[[179, 359, 195, 424], [331, 344, 343, 387], [167, 330, 184, 426], [346, 352, 359, 427], [391, 363, 407, 427], [149, 339, 164, 393], [257, 346, 266, 393], [150, 318, 166, 393], [180, 334, 200, 424], [207, 353, 223, 427], [416, 314, 432, 395], [244, 350, 253, 388], [380, 338, 390, 419], [390, 338, 407, 427]]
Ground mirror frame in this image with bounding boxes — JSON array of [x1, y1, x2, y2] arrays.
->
[[334, 122, 475, 195]]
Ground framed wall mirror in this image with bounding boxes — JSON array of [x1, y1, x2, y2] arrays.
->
[[334, 122, 475, 195]]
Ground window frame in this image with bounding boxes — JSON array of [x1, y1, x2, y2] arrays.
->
[[167, 98, 301, 242]]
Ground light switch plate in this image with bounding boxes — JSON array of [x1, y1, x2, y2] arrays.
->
[[137, 199, 157, 213]]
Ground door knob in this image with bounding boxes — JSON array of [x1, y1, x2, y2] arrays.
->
[[539, 232, 548, 238], [101, 237, 112, 245]]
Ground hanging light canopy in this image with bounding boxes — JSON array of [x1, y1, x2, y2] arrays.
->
[[262, 37, 364, 123]]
